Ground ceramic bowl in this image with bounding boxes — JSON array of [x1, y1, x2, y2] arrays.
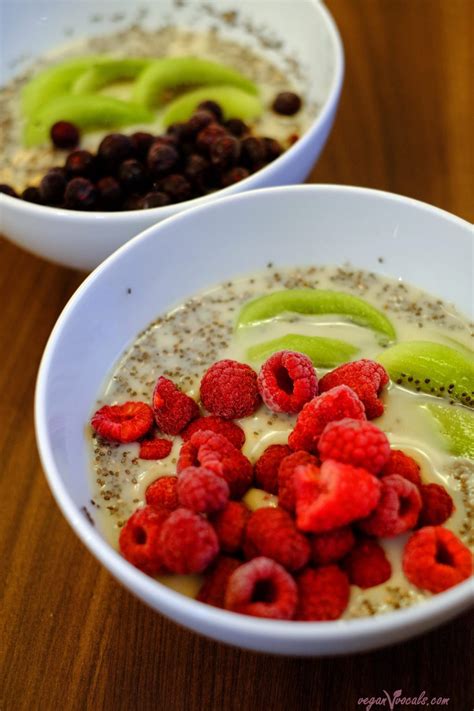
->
[[35, 185, 473, 655], [0, 0, 343, 270]]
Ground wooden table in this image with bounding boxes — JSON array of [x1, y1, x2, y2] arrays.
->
[[1, 2, 472, 709]]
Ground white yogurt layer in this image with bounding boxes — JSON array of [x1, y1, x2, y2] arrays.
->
[[88, 264, 473, 617]]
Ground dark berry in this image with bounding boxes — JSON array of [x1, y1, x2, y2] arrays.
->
[[130, 132, 154, 159], [195, 123, 227, 155], [224, 118, 248, 137], [197, 100, 223, 122], [39, 169, 67, 205], [50, 121, 80, 149], [0, 184, 18, 198], [166, 122, 187, 141], [220, 166, 249, 187], [210, 135, 240, 168], [147, 143, 179, 177], [21, 186, 42, 204], [97, 177, 123, 210], [240, 136, 266, 167], [123, 194, 143, 211], [287, 133, 300, 146], [98, 134, 134, 171], [272, 91, 302, 116], [118, 159, 148, 193], [159, 174, 193, 202], [64, 177, 98, 210], [263, 137, 284, 161], [65, 150, 96, 179], [182, 110, 214, 137], [141, 191, 171, 209], [184, 153, 210, 189]]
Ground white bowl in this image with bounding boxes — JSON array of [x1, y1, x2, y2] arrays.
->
[[35, 185, 473, 655], [0, 0, 343, 271]]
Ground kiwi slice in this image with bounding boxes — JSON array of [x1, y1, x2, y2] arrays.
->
[[377, 341, 474, 407], [72, 58, 151, 94], [24, 94, 154, 147], [246, 333, 359, 368], [162, 85, 263, 126], [133, 57, 258, 108], [237, 289, 396, 342], [424, 403, 474, 458]]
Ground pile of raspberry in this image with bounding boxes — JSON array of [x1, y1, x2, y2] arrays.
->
[[91, 352, 472, 621]]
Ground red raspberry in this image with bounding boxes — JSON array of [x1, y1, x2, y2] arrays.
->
[[288, 385, 366, 453], [200, 359, 261, 419], [311, 526, 355, 565], [181, 415, 245, 449], [254, 444, 291, 494], [278, 450, 319, 512], [403, 526, 472, 593], [119, 505, 169, 575], [359, 474, 422, 537], [224, 556, 297, 619], [296, 565, 350, 620], [294, 460, 381, 533], [145, 476, 179, 511], [177, 466, 229, 514], [319, 359, 389, 419], [91, 401, 153, 443], [257, 350, 318, 413], [244, 507, 310, 571], [211, 501, 250, 553], [380, 449, 422, 487], [152, 376, 200, 435], [317, 417, 390, 475], [343, 538, 392, 588], [159, 508, 219, 574], [139, 436, 173, 460], [197, 556, 241, 608], [418, 483, 455, 526]]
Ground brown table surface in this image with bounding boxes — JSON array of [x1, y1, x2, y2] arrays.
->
[[1, 1, 473, 709]]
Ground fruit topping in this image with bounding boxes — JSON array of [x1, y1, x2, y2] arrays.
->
[[91, 401, 153, 443], [403, 526, 472, 593], [200, 359, 261, 419], [254, 444, 292, 493], [257, 350, 318, 414], [177, 466, 230, 514], [317, 417, 391, 475], [380, 449, 423, 487], [181, 415, 245, 449], [152, 376, 200, 435], [418, 483, 455, 526], [359, 474, 422, 537], [319, 359, 389, 419], [278, 450, 319, 512], [425, 403, 474, 459], [343, 538, 392, 588], [247, 333, 359, 368], [295, 565, 350, 620], [119, 505, 169, 575], [272, 91, 302, 116], [211, 501, 251, 553], [310, 526, 356, 565], [159, 508, 219, 574], [139, 437, 173, 460], [243, 507, 310, 571], [50, 120, 80, 149], [145, 476, 179, 511], [197, 556, 241, 608]]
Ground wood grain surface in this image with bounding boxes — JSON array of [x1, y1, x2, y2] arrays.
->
[[1, 2, 472, 710]]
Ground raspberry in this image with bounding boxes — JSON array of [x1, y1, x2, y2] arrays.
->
[[197, 556, 241, 608], [319, 359, 389, 419], [145, 476, 179, 511], [91, 401, 153, 443], [343, 538, 392, 588], [119, 505, 169, 575], [139, 437, 173, 460], [181, 415, 245, 449], [257, 350, 318, 413], [152, 376, 200, 435], [403, 526, 472, 593], [318, 418, 390, 474], [359, 474, 422, 537], [211, 501, 250, 553], [278, 450, 319, 512], [254, 444, 291, 494], [244, 507, 310, 571], [159, 508, 219, 574], [288, 385, 366, 453], [200, 359, 261, 419], [311, 526, 355, 565], [224, 557, 297, 619], [380, 449, 422, 487], [177, 466, 229, 514], [418, 484, 455, 526], [294, 460, 381, 533], [296, 565, 350, 620]]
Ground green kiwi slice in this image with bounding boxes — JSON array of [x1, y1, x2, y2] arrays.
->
[[72, 58, 151, 94], [237, 289, 396, 342], [377, 341, 474, 407], [246, 334, 359, 368], [162, 85, 263, 126], [424, 403, 474, 458]]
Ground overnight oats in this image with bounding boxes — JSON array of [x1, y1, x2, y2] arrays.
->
[[87, 265, 473, 620], [0, 26, 312, 210]]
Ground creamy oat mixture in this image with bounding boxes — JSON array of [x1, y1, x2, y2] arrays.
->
[[88, 264, 474, 615], [0, 26, 313, 191]]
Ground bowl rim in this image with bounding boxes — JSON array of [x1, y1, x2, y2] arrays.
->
[[35, 184, 474, 644], [0, 0, 344, 220]]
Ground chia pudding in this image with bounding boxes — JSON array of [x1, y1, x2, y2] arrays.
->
[[88, 264, 473, 617]]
